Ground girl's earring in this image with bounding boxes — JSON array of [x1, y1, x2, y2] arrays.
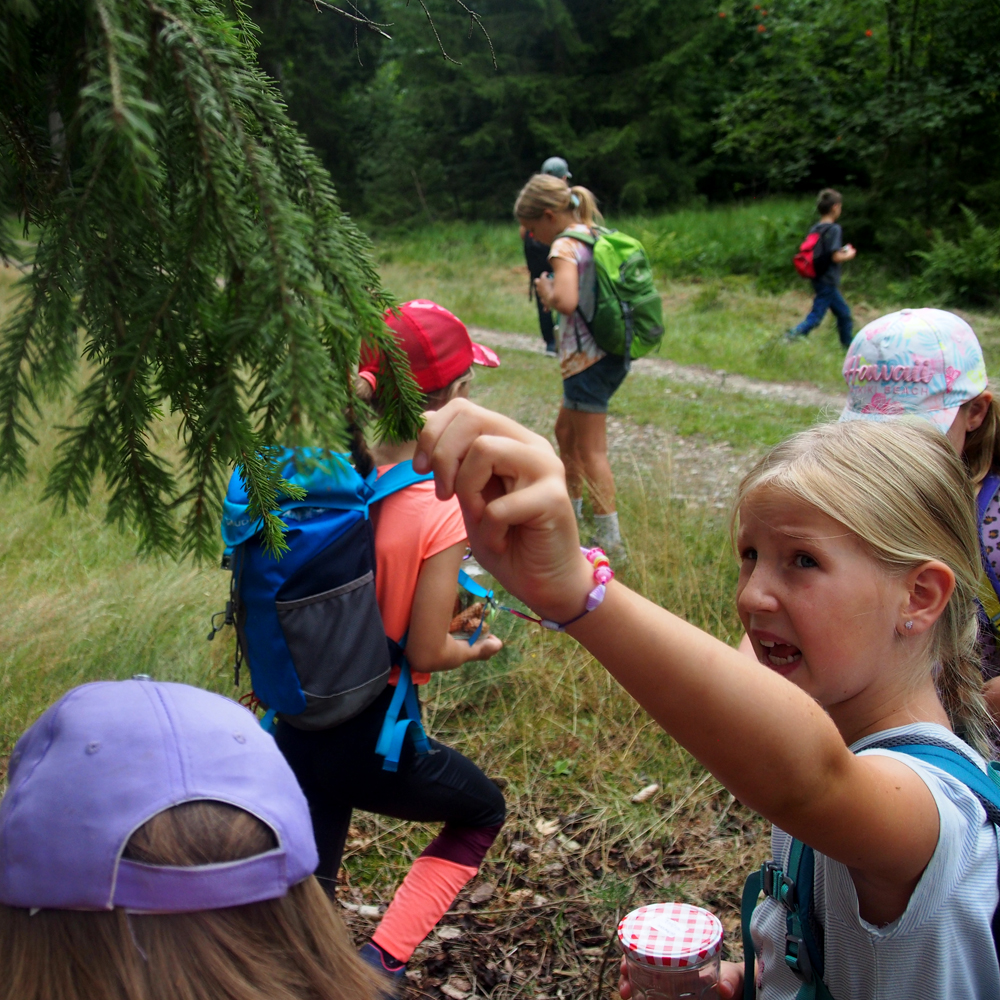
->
[[904, 620, 914, 631]]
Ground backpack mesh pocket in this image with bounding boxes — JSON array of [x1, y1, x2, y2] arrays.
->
[[276, 570, 391, 728]]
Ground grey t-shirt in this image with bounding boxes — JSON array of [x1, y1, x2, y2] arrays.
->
[[811, 222, 843, 286]]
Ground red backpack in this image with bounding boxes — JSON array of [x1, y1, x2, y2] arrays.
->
[[793, 224, 832, 279]]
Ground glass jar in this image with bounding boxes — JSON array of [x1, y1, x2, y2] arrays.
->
[[618, 902, 723, 1000]]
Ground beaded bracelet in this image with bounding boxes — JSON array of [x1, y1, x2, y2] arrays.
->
[[481, 547, 615, 633], [535, 546, 614, 632]]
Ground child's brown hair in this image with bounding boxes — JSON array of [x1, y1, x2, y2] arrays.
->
[[0, 801, 381, 1000], [962, 395, 1000, 485], [817, 188, 842, 215]]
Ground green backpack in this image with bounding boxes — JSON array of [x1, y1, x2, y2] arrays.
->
[[555, 226, 664, 365]]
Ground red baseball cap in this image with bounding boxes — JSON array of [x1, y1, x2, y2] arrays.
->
[[360, 300, 499, 394]]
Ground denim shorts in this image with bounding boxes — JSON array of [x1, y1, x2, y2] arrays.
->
[[562, 353, 629, 413]]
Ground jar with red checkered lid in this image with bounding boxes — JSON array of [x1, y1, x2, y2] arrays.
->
[[617, 902, 723, 999]]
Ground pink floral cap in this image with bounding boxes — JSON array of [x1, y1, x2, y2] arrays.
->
[[840, 308, 988, 433]]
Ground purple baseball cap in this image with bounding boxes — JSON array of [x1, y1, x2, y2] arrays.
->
[[0, 679, 318, 912], [841, 308, 988, 433]]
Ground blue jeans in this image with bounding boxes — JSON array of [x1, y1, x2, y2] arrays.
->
[[794, 281, 853, 347]]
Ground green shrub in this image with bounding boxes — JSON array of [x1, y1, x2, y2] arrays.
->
[[913, 208, 1000, 307]]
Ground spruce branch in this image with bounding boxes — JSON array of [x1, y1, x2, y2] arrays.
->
[[0, 0, 428, 560], [307, 0, 392, 39], [451, 0, 496, 68]]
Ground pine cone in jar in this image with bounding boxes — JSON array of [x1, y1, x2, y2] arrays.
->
[[449, 602, 488, 638]]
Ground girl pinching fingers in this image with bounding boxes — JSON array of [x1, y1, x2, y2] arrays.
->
[[416, 400, 596, 625]]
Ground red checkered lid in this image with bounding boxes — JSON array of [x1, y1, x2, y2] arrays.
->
[[617, 903, 723, 967]]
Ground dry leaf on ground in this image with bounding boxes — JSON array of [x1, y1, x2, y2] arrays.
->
[[470, 881, 495, 905], [557, 832, 582, 851], [631, 782, 660, 803], [535, 817, 560, 837]]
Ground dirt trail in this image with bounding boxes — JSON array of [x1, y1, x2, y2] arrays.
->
[[471, 326, 843, 508], [469, 326, 844, 410]]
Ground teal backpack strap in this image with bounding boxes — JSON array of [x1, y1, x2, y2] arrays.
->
[[374, 639, 431, 772], [365, 460, 434, 508], [742, 839, 834, 1000], [741, 867, 763, 999]]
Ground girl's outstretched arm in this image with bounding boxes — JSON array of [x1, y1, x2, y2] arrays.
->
[[415, 400, 941, 924]]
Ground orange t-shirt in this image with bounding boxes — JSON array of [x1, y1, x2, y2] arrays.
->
[[370, 465, 467, 685]]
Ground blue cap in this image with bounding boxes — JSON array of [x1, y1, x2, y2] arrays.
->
[[0, 679, 318, 912], [540, 157, 571, 179]]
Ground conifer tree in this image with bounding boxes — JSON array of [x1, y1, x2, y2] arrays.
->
[[0, 0, 432, 558]]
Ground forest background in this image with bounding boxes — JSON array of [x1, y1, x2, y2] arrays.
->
[[251, 0, 1000, 303]]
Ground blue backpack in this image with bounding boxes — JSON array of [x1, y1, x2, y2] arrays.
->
[[215, 450, 435, 770], [741, 735, 1000, 1000]]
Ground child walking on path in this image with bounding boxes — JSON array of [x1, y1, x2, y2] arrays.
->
[[788, 188, 857, 346], [414, 399, 1000, 999], [514, 173, 628, 558], [0, 678, 381, 1000], [275, 301, 506, 985]]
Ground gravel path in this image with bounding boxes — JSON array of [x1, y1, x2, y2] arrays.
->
[[469, 326, 844, 410], [470, 326, 844, 508]]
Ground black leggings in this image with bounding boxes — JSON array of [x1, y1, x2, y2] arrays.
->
[[275, 685, 506, 884]]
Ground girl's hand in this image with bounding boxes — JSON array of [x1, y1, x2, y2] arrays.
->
[[716, 961, 744, 999], [620, 956, 743, 999], [534, 273, 555, 309], [468, 633, 503, 661], [414, 399, 594, 625], [619, 955, 632, 999]]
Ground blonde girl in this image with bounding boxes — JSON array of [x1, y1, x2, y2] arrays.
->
[[414, 400, 1000, 999], [513, 173, 627, 557]]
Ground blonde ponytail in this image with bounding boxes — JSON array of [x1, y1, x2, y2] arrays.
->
[[568, 185, 600, 228], [734, 419, 996, 757], [513, 174, 603, 228]]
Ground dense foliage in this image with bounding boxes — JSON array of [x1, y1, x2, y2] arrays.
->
[[0, 0, 424, 558], [252, 0, 1000, 248]]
